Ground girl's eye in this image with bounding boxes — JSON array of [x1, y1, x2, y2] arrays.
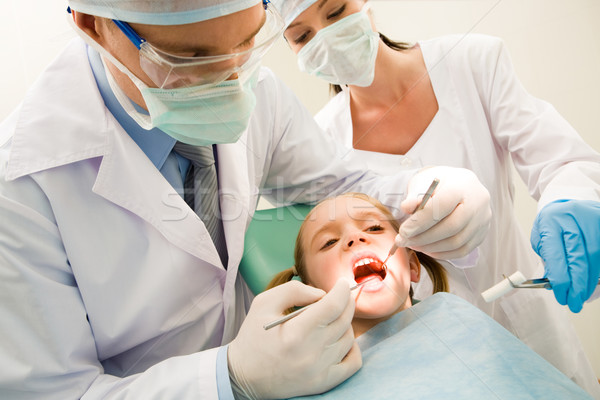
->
[[327, 4, 346, 20], [320, 238, 338, 250], [366, 224, 384, 232]]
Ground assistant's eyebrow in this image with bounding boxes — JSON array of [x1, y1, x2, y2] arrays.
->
[[317, 0, 330, 10], [287, 0, 329, 29]]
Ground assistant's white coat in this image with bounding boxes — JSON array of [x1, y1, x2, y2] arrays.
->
[[315, 34, 600, 397]]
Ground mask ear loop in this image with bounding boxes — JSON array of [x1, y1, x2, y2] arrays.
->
[[66, 14, 156, 129], [361, 1, 372, 14], [338, 2, 375, 96]]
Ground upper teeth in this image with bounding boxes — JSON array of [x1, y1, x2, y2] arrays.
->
[[354, 258, 375, 268]]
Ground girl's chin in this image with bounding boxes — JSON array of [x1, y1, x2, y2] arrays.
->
[[355, 302, 405, 318]]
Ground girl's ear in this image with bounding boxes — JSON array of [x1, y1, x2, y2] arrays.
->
[[407, 249, 421, 283]]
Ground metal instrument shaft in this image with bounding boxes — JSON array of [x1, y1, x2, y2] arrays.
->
[[383, 178, 440, 267], [263, 278, 376, 330]]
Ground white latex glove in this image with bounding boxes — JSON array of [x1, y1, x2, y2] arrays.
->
[[396, 166, 491, 260], [227, 279, 362, 400]]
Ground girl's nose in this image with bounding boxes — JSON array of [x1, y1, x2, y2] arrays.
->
[[345, 233, 367, 249]]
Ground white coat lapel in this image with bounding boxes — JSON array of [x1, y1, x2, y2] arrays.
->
[[215, 139, 251, 273], [216, 137, 255, 341], [93, 125, 224, 269]]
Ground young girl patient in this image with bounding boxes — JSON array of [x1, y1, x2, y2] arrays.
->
[[267, 193, 593, 399], [267, 192, 448, 336]]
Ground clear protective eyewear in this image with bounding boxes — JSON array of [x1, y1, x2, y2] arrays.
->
[[111, 0, 284, 89]]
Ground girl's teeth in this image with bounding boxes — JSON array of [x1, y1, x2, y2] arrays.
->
[[354, 258, 375, 268]]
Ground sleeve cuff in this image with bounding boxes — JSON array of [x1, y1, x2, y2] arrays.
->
[[216, 345, 235, 400], [446, 247, 480, 270]]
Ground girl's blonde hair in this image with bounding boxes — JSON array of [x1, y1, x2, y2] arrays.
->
[[266, 193, 449, 297]]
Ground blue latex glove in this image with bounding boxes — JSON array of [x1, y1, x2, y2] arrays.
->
[[530, 199, 600, 313]]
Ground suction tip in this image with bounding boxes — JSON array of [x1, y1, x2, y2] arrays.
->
[[481, 271, 527, 303]]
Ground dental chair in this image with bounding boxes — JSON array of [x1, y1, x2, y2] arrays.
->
[[240, 204, 313, 294]]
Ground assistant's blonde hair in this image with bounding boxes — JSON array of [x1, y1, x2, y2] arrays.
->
[[266, 193, 448, 296]]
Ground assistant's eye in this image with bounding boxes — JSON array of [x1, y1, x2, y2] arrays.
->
[[320, 238, 338, 250], [366, 224, 384, 232], [327, 4, 346, 20], [295, 32, 310, 45]]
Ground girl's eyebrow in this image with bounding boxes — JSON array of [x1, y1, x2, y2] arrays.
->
[[349, 208, 386, 222], [310, 221, 335, 248]]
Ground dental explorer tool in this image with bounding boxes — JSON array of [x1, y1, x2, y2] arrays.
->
[[382, 178, 440, 269], [263, 278, 377, 330]]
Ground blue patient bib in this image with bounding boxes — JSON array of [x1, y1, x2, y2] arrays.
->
[[292, 293, 592, 400]]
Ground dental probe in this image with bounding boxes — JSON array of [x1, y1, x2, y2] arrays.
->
[[263, 278, 377, 330], [383, 178, 440, 267]]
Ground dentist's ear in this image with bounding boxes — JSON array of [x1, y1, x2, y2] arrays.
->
[[71, 11, 100, 41], [407, 249, 421, 283], [71, 10, 114, 48]]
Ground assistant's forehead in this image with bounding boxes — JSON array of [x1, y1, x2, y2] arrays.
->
[[271, 0, 320, 28]]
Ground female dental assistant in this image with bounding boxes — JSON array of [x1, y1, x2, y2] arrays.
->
[[273, 0, 600, 396]]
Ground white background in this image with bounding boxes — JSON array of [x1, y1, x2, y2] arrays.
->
[[1, 0, 599, 378]]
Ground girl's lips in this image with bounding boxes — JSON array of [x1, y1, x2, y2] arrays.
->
[[355, 277, 385, 293]]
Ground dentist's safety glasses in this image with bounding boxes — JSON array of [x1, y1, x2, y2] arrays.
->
[[112, 3, 284, 89]]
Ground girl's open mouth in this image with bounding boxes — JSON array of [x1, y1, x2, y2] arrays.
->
[[353, 257, 387, 284]]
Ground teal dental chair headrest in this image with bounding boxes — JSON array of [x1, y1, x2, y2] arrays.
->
[[240, 204, 313, 294]]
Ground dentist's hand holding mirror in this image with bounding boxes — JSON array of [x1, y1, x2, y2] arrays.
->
[[396, 166, 492, 260]]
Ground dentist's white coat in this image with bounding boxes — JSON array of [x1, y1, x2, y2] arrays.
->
[[0, 38, 410, 399], [316, 34, 600, 397]]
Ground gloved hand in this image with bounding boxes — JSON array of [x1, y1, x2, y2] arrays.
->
[[397, 166, 491, 260], [530, 199, 600, 313], [227, 279, 362, 399]]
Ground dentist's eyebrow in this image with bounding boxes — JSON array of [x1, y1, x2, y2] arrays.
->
[[287, 0, 329, 29], [154, 11, 266, 54]]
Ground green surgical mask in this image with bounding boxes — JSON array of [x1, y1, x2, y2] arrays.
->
[[73, 17, 259, 146], [105, 57, 259, 146]]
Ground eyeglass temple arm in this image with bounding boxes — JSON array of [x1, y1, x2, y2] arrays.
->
[[66, 6, 146, 50], [111, 20, 146, 50]]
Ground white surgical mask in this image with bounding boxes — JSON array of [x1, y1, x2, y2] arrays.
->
[[71, 17, 258, 146], [296, 5, 379, 87]]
